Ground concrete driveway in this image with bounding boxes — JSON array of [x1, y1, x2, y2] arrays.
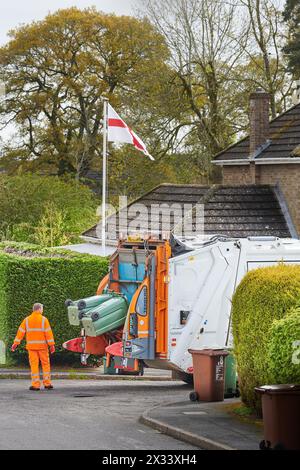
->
[[0, 379, 198, 450]]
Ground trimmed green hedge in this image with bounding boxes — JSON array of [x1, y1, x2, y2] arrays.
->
[[232, 265, 300, 412], [267, 306, 300, 384], [0, 242, 108, 364]]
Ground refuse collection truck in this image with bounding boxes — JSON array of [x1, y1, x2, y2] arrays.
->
[[64, 235, 300, 381]]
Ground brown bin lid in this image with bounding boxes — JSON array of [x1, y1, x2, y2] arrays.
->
[[255, 384, 300, 394], [188, 348, 229, 357]]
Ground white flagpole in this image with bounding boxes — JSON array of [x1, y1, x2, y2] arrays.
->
[[101, 97, 108, 256]]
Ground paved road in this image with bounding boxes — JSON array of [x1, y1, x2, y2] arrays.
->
[[0, 379, 198, 450]]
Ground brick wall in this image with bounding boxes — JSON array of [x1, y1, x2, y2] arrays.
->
[[259, 165, 300, 234], [222, 165, 256, 185], [222, 163, 300, 234]]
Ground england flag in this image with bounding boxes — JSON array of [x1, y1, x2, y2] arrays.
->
[[107, 104, 154, 160]]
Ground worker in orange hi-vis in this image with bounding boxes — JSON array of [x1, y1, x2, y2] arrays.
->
[[11, 303, 55, 391]]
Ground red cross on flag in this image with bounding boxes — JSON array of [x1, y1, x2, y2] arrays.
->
[[107, 103, 154, 160]]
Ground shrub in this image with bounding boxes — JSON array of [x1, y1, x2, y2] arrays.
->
[[34, 202, 69, 247], [0, 242, 108, 364], [0, 174, 97, 246], [232, 265, 300, 412], [267, 306, 300, 384]]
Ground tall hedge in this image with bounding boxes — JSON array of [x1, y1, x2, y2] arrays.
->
[[267, 306, 300, 384], [0, 242, 108, 364], [232, 265, 300, 412]]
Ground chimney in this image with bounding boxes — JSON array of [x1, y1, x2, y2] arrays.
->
[[249, 89, 270, 157]]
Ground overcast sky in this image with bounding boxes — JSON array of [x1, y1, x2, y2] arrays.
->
[[0, 0, 137, 45]]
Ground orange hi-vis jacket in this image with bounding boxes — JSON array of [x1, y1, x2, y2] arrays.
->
[[14, 312, 55, 350]]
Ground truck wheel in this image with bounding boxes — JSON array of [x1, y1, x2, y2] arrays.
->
[[182, 374, 193, 385], [259, 440, 271, 450], [189, 391, 199, 402], [172, 370, 193, 385]]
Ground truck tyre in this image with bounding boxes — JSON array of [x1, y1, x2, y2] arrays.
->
[[172, 370, 193, 385], [189, 391, 199, 402], [259, 440, 271, 450]]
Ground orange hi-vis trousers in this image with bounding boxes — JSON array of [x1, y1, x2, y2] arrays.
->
[[28, 349, 51, 388]]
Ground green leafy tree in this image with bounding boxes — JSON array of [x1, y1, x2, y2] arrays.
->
[[0, 174, 97, 245], [283, 0, 300, 77], [0, 8, 171, 176], [107, 145, 208, 201]]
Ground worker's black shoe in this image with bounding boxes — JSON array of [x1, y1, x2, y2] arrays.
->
[[29, 386, 40, 391], [44, 385, 54, 390]]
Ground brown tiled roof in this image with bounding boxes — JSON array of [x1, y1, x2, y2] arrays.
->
[[82, 183, 292, 240], [214, 103, 300, 162]]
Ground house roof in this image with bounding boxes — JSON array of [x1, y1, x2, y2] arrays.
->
[[203, 185, 292, 238], [214, 102, 300, 163], [82, 184, 210, 241], [82, 183, 294, 242]]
